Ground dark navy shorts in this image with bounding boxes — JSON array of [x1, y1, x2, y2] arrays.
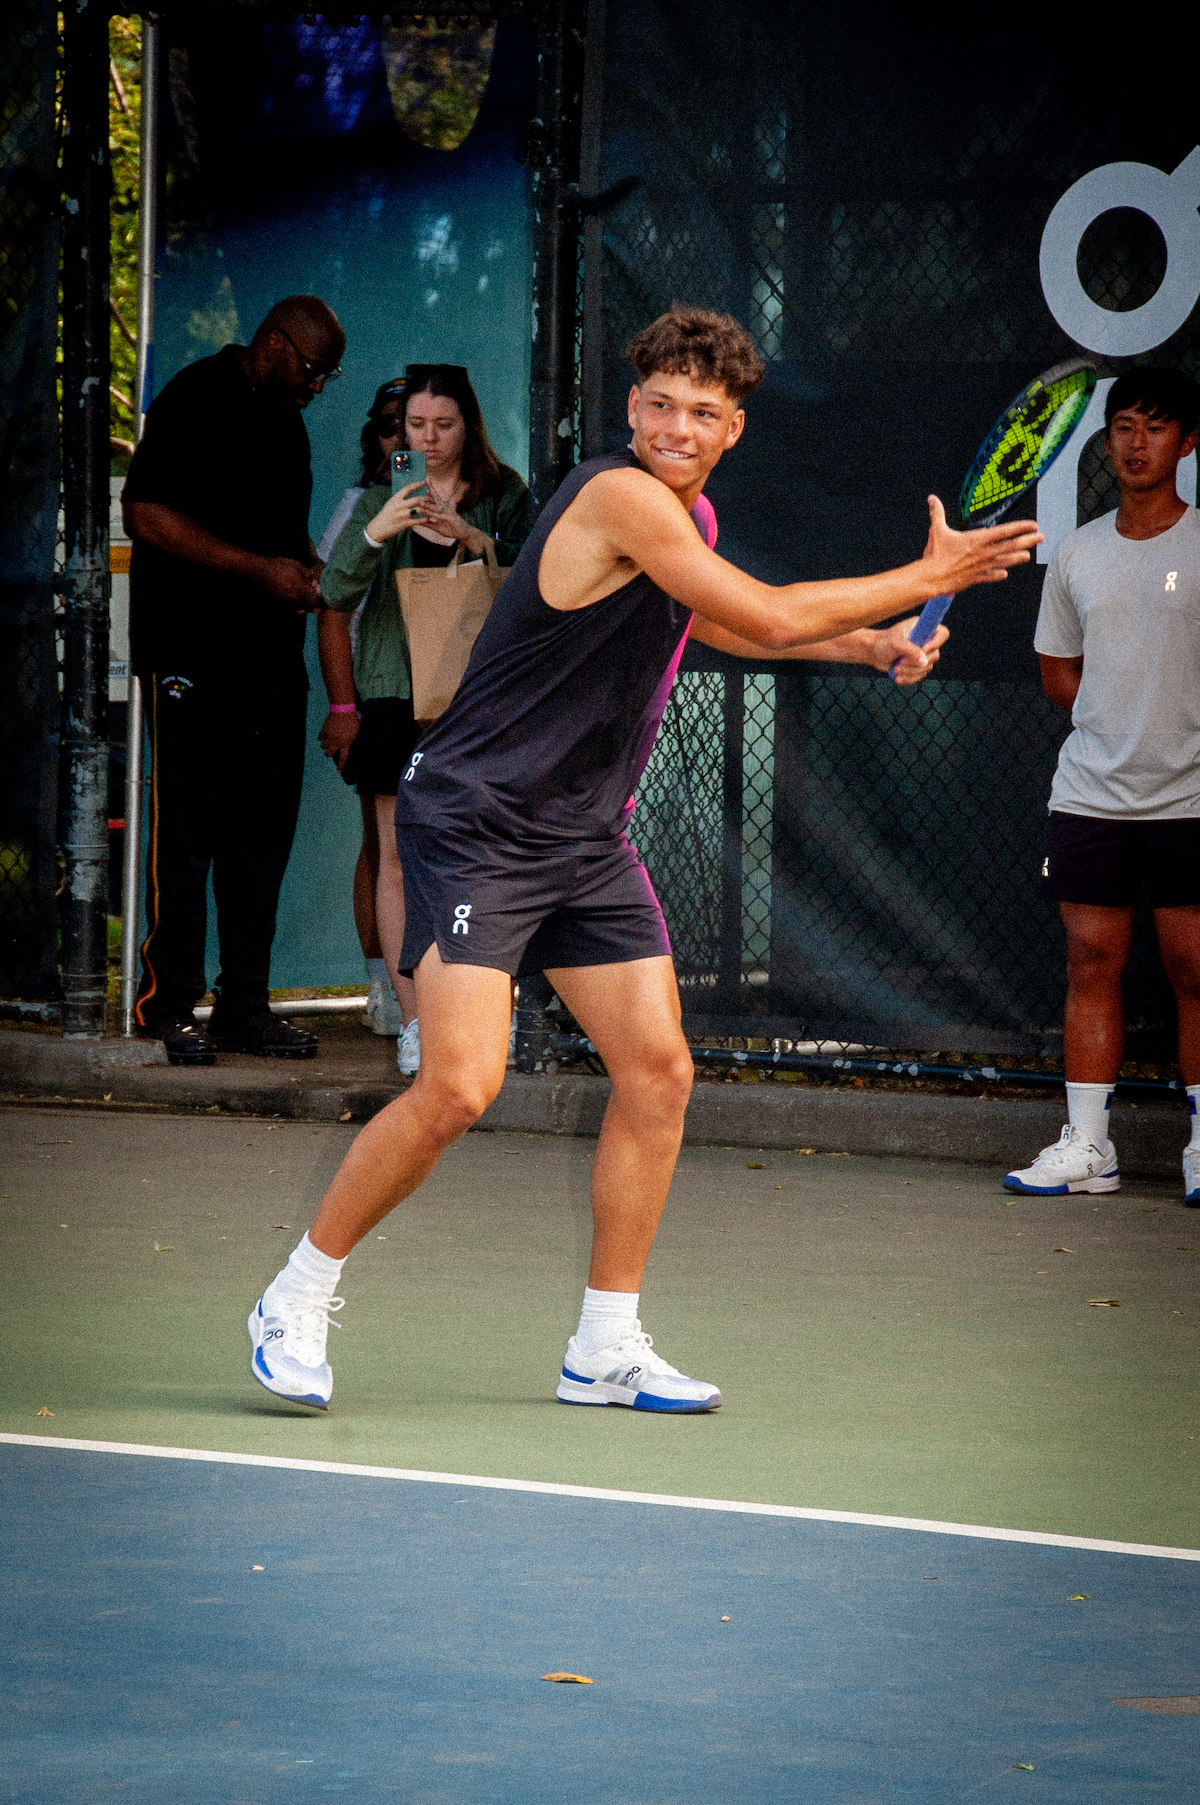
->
[[396, 825, 672, 978], [1040, 810, 1200, 908]]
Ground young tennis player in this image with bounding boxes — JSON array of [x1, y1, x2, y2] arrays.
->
[[249, 308, 1041, 1413], [1005, 366, 1200, 1201]]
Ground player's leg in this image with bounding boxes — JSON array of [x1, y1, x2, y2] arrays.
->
[[357, 793, 399, 1035], [545, 956, 719, 1412], [247, 949, 512, 1408], [547, 954, 692, 1290], [1151, 905, 1200, 1203]]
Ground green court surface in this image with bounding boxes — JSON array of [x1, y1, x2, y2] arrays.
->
[[1, 1105, 1197, 1548]]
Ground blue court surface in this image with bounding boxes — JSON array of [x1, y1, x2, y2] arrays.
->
[[2, 1440, 1199, 1802]]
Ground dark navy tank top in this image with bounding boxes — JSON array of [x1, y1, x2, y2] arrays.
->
[[395, 450, 697, 845]]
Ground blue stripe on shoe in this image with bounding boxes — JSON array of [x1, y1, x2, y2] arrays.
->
[[1186, 1190, 1200, 1207], [560, 1367, 595, 1384], [253, 1346, 274, 1379], [633, 1391, 718, 1413], [1003, 1177, 1069, 1195]]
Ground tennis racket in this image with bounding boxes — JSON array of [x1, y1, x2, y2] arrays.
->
[[890, 357, 1097, 680]]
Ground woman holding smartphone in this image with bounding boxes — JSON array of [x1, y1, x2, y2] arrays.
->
[[318, 364, 529, 1075]]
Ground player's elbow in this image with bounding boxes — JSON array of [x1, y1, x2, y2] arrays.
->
[[752, 610, 810, 653]]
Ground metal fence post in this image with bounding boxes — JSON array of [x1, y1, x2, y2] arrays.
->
[[119, 13, 158, 1036], [59, 0, 111, 1036], [715, 668, 745, 1013], [527, 0, 586, 517]]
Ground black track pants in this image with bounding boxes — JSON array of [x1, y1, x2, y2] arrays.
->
[[135, 676, 307, 1027]]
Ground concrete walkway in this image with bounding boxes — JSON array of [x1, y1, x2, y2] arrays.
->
[[2, 1017, 1191, 1177]]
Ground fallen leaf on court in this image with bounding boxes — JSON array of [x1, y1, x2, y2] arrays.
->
[[36, 1406, 54, 1417], [746, 1162, 764, 1169], [1087, 1298, 1119, 1307], [59, 1223, 68, 1229], [541, 1673, 592, 1684], [270, 1224, 291, 1231], [1012, 1764, 1034, 1771], [1174, 1310, 1186, 1315], [795, 1148, 817, 1155], [153, 1242, 173, 1253], [1053, 1247, 1073, 1253], [720, 1615, 730, 1621], [1142, 1207, 1160, 1214], [1005, 1200, 1017, 1206], [103, 1092, 112, 1101], [251, 1565, 265, 1572], [338, 1111, 352, 1122], [268, 1169, 282, 1176], [830, 1151, 850, 1157], [1068, 1594, 1090, 1601], [376, 1235, 389, 1240], [1036, 1270, 1048, 1274]]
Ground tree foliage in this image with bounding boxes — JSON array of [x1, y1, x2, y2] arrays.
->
[[108, 13, 140, 469]]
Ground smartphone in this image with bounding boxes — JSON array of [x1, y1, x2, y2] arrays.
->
[[392, 449, 427, 493]]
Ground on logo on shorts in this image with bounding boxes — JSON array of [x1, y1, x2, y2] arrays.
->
[[452, 903, 472, 936], [1166, 570, 1179, 592], [403, 751, 424, 782]]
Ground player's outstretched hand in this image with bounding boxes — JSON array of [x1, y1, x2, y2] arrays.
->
[[872, 619, 949, 685], [923, 495, 1042, 592]]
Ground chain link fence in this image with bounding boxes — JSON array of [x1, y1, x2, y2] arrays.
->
[[0, 0, 61, 1004], [586, 0, 1200, 1077]]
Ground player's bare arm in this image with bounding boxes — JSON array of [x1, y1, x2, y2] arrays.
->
[[541, 466, 1039, 646]]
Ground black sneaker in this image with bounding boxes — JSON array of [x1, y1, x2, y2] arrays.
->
[[141, 1016, 217, 1066], [209, 1012, 318, 1059]]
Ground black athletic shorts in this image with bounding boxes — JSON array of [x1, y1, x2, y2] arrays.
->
[[396, 824, 672, 977], [340, 698, 422, 798], [1040, 810, 1200, 908]]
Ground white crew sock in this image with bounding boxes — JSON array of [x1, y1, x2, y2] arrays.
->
[[574, 1286, 640, 1355], [1066, 1081, 1113, 1149], [1187, 1086, 1200, 1150], [266, 1232, 346, 1308]]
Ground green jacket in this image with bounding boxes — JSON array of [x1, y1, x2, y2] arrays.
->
[[319, 467, 531, 701]]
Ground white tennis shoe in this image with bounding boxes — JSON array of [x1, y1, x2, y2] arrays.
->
[[398, 1017, 421, 1076], [1184, 1147, 1200, 1207], [248, 1289, 343, 1410], [1004, 1124, 1119, 1195], [557, 1326, 721, 1413]]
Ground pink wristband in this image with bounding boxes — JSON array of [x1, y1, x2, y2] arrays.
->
[[329, 703, 357, 715]]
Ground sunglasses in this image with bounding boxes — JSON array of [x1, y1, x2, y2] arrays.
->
[[276, 325, 343, 384]]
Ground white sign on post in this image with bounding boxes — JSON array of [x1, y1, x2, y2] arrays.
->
[[1036, 147, 1200, 561]]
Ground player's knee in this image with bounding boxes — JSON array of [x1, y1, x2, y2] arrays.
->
[[412, 1070, 502, 1138], [616, 1042, 693, 1115]]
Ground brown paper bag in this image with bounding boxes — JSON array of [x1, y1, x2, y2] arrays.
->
[[396, 538, 508, 724]]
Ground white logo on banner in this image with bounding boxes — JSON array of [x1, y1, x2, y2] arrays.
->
[[1036, 148, 1200, 560]]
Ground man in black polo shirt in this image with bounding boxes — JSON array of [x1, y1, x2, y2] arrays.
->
[[122, 295, 345, 1064]]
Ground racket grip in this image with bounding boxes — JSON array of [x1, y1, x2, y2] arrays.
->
[[889, 593, 954, 683]]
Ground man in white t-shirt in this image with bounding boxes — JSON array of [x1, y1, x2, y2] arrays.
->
[[1005, 366, 1200, 1202]]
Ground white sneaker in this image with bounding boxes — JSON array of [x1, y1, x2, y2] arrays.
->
[[1185, 1147, 1200, 1206], [248, 1288, 344, 1410], [1004, 1124, 1119, 1195], [397, 1017, 420, 1075], [557, 1325, 721, 1413]]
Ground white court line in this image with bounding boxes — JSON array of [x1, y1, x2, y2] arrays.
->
[[3, 1432, 1198, 1563]]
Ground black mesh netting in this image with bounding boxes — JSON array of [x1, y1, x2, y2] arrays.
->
[[598, 0, 1199, 1054], [0, 0, 60, 999]]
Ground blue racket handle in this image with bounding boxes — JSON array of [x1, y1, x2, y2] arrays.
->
[[889, 592, 954, 682]]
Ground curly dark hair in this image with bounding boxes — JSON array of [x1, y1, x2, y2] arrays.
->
[[627, 307, 765, 402]]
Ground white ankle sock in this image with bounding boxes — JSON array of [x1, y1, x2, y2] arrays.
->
[[574, 1286, 639, 1355], [1187, 1086, 1200, 1150], [366, 957, 387, 987], [1066, 1081, 1113, 1148], [268, 1232, 346, 1306]]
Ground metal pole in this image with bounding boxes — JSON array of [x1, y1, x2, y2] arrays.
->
[[527, 0, 586, 517], [60, 0, 112, 1037], [120, 13, 158, 1036]]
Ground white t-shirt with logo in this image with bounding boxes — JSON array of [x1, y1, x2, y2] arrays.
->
[[1034, 506, 1200, 819]]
